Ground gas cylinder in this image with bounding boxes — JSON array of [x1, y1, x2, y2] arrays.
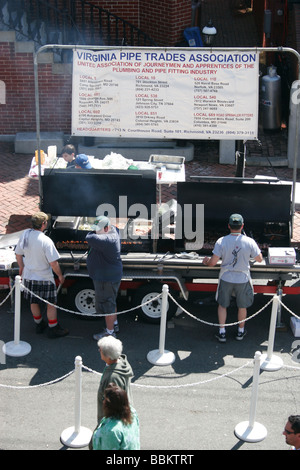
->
[[260, 65, 281, 131]]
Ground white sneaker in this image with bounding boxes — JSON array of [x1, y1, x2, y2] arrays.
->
[[93, 329, 116, 341]]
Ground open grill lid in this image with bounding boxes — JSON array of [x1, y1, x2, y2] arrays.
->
[[41, 169, 157, 217]]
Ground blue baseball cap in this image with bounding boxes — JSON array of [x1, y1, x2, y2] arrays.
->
[[75, 154, 92, 169]]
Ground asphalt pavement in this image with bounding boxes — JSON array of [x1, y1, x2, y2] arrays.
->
[[0, 288, 299, 453]]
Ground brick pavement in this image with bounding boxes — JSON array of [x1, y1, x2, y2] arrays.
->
[[0, 142, 39, 234]]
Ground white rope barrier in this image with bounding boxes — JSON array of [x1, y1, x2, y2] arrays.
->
[[1, 278, 161, 359], [1, 357, 299, 390], [1, 278, 299, 327], [21, 282, 162, 318], [1, 279, 299, 448], [0, 369, 74, 389], [2, 279, 299, 369], [3, 278, 299, 329], [131, 360, 253, 389], [0, 353, 299, 449], [0, 284, 14, 307], [168, 292, 273, 327], [279, 299, 300, 320]]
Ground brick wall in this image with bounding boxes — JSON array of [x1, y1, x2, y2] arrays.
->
[[0, 41, 72, 134], [0, 43, 36, 134], [292, 4, 300, 52], [38, 64, 72, 132], [252, 0, 265, 43], [0, 0, 192, 135], [89, 0, 192, 45], [140, 0, 192, 46], [94, 0, 140, 25]]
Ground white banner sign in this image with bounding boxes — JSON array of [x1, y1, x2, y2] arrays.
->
[[72, 48, 259, 140]]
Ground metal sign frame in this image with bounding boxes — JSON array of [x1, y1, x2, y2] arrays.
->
[[33, 45, 300, 231]]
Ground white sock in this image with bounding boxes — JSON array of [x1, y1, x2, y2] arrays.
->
[[33, 315, 42, 324]]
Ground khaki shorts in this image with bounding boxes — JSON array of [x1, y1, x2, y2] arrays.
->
[[217, 279, 254, 309]]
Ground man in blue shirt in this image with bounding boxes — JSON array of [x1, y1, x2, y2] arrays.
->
[[86, 216, 123, 340]]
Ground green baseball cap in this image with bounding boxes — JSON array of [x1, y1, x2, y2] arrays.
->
[[229, 213, 244, 226], [91, 216, 110, 232]]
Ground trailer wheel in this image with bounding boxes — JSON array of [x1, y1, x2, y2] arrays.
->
[[133, 282, 177, 324], [66, 279, 97, 317]]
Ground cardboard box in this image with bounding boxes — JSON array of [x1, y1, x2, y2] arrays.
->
[[290, 317, 300, 337], [268, 247, 296, 265]]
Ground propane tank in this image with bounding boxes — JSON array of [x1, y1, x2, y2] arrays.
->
[[260, 65, 281, 131]]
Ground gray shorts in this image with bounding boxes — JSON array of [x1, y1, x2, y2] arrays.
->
[[217, 279, 254, 309], [93, 280, 120, 315]]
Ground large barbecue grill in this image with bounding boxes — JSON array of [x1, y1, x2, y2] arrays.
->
[[175, 177, 292, 253], [41, 170, 293, 256], [41, 168, 157, 253]]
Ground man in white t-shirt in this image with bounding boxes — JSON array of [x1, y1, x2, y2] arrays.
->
[[15, 212, 69, 338], [203, 214, 263, 342]]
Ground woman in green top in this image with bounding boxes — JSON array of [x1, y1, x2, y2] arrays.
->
[[92, 383, 140, 450]]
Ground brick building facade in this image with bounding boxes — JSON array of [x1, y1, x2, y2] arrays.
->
[[0, 0, 299, 137], [0, 0, 192, 136]]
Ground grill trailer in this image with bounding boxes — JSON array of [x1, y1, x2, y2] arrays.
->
[[0, 170, 299, 323]]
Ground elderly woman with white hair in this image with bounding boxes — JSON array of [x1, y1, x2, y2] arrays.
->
[[96, 335, 134, 425]]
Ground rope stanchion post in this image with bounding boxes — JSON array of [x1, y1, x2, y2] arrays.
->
[[260, 295, 283, 372], [60, 356, 92, 448], [234, 351, 267, 443], [2, 276, 31, 357], [147, 284, 175, 366]]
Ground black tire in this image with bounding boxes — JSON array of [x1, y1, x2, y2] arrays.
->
[[133, 282, 177, 324]]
